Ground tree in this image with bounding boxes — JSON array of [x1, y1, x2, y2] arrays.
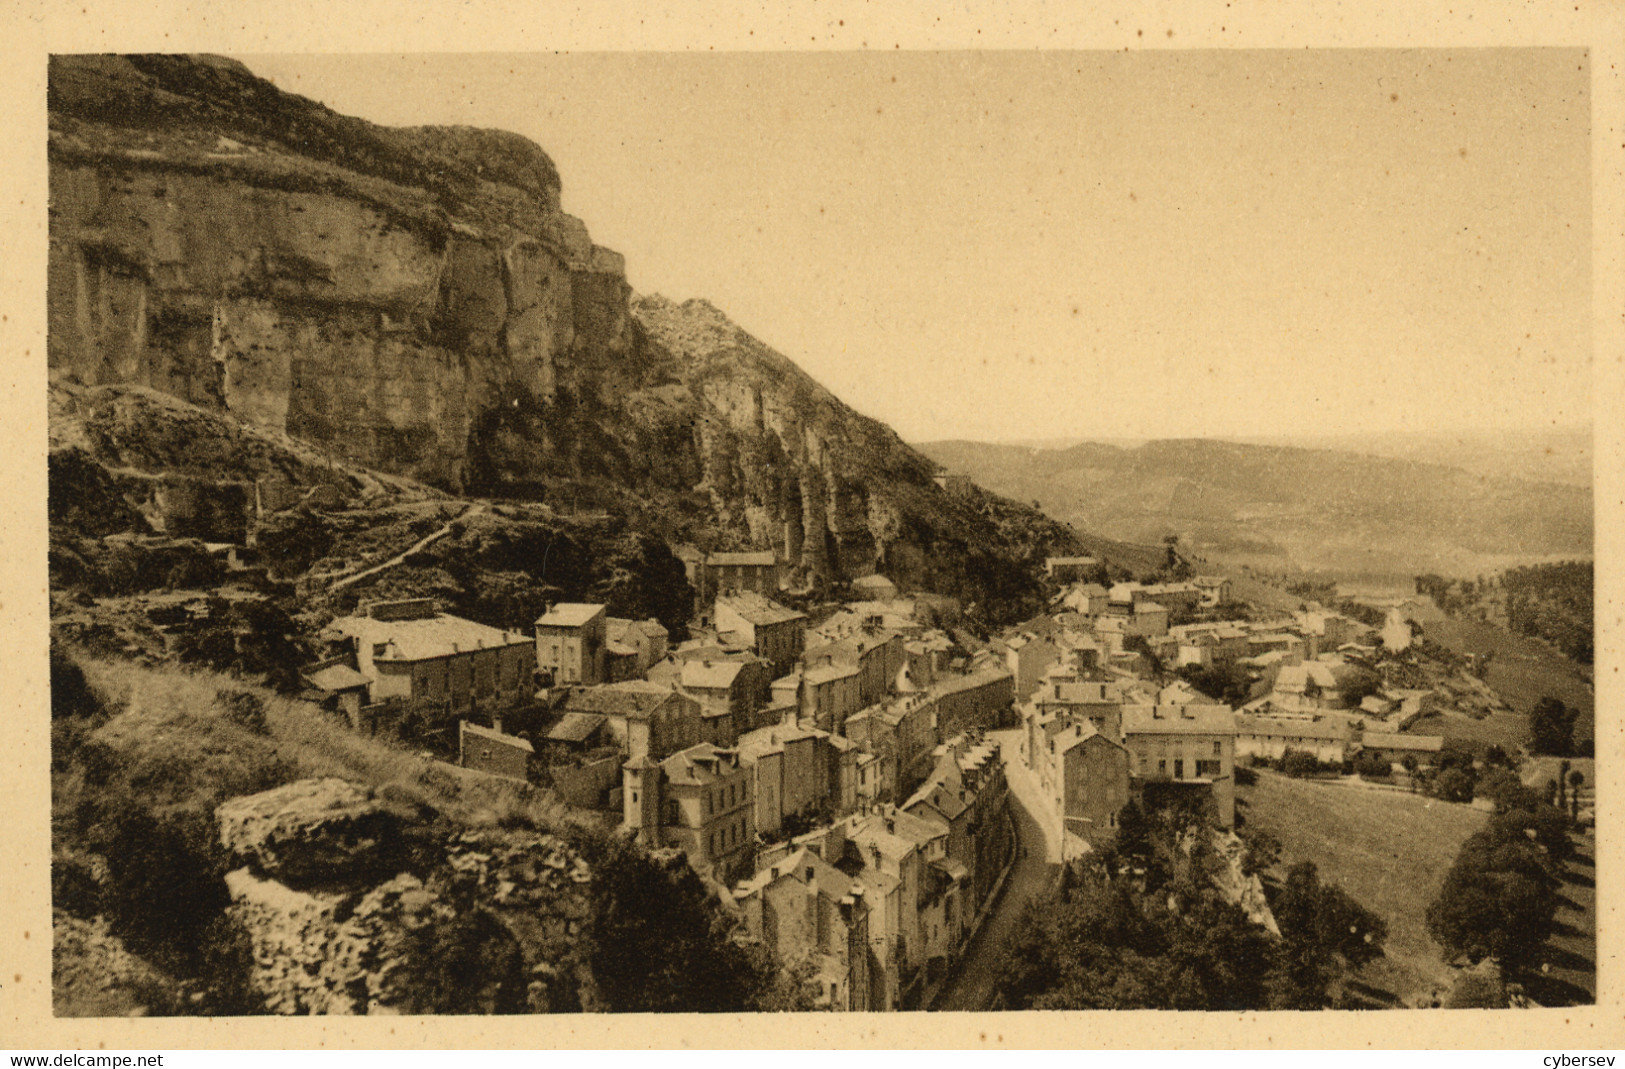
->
[[1432, 768, 1475, 804], [1528, 697, 1576, 756], [1475, 767, 1539, 814], [580, 834, 788, 1012], [1114, 799, 1154, 867], [1427, 822, 1560, 976], [1267, 862, 1387, 1009]]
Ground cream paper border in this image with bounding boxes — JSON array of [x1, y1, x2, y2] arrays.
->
[[2, 0, 1621, 1050]]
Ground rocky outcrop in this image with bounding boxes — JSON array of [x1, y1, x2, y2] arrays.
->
[[216, 778, 398, 887], [215, 778, 596, 1014]]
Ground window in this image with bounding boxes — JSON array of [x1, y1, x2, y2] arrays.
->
[[1213, 740, 1222, 757], [1174, 759, 1184, 779], [1158, 759, 1167, 774]]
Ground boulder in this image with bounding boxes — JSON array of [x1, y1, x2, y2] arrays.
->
[[216, 778, 398, 886]]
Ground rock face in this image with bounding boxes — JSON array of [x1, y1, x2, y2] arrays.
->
[[216, 778, 398, 887], [215, 778, 596, 1015], [48, 53, 1087, 614], [49, 54, 627, 493]]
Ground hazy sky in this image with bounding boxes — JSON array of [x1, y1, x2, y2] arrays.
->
[[240, 50, 1591, 443]]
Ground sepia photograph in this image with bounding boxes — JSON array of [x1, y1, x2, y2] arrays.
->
[[7, 0, 1623, 1051]]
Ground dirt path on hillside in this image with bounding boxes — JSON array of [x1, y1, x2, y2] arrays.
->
[[326, 503, 484, 593]]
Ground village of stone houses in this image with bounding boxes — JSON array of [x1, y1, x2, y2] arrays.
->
[[44, 54, 1596, 1017]]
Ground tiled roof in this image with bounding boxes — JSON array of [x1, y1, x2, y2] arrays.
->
[[536, 603, 607, 628], [932, 665, 1013, 697], [716, 592, 807, 626], [661, 743, 743, 785], [328, 612, 530, 663], [561, 681, 681, 719], [462, 721, 534, 752], [681, 659, 747, 690], [1235, 714, 1350, 741], [1122, 703, 1236, 736], [1361, 732, 1444, 752], [546, 712, 607, 743], [303, 662, 369, 692]]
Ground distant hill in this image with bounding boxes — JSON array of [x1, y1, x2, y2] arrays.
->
[[917, 437, 1593, 580], [1239, 427, 1593, 489]]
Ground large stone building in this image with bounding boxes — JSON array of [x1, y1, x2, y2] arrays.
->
[[701, 550, 781, 599], [322, 598, 535, 726], [733, 847, 875, 1011], [1121, 703, 1238, 828]]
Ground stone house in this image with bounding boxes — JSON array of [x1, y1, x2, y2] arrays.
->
[[737, 718, 834, 837], [623, 742, 757, 882], [535, 602, 608, 686], [1044, 556, 1100, 583], [714, 592, 808, 678], [931, 664, 1016, 739], [1122, 703, 1237, 828], [1234, 713, 1352, 765], [1192, 575, 1232, 606], [1055, 723, 1131, 848], [555, 680, 702, 762], [701, 550, 780, 599], [733, 847, 875, 1011]]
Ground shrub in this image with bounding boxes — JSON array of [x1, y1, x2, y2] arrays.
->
[[217, 688, 268, 734], [1475, 767, 1539, 813], [1281, 749, 1321, 779], [1354, 752, 1392, 781]]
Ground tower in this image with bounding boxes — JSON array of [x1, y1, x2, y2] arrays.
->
[[622, 753, 662, 844]]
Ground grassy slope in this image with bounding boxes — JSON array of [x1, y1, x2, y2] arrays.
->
[[67, 654, 578, 833], [1421, 614, 1595, 745], [1238, 771, 1487, 1006]]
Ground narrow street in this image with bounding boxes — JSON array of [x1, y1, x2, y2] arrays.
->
[[933, 727, 1062, 1011]]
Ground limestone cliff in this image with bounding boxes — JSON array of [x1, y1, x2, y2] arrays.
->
[[48, 53, 1087, 619], [49, 54, 625, 491]]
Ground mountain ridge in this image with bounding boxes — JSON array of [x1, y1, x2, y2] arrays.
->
[[918, 436, 1592, 579]]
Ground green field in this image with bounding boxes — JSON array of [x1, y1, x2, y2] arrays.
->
[[1238, 771, 1487, 1006]]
